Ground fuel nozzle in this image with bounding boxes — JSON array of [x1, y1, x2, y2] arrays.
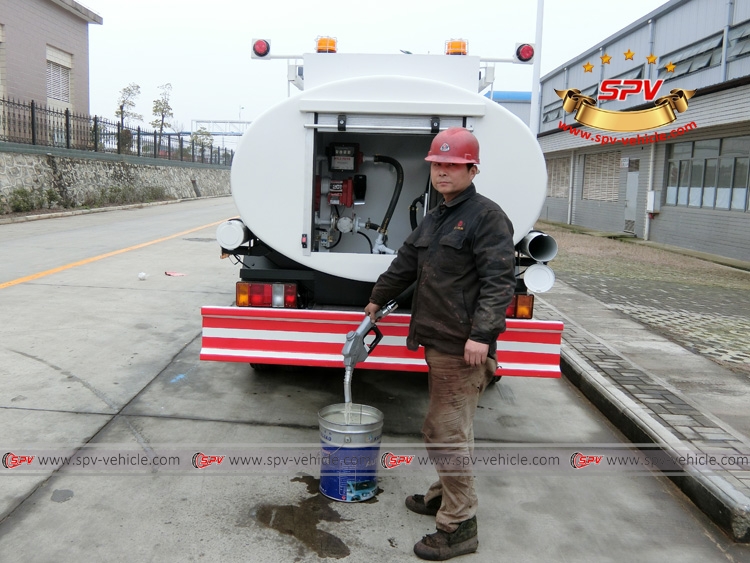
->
[[342, 300, 398, 369], [342, 300, 398, 404]]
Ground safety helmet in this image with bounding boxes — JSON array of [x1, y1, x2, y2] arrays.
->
[[424, 127, 480, 164]]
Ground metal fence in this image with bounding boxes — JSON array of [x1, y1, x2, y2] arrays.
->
[[0, 97, 233, 166]]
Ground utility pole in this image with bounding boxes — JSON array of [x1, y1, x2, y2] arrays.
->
[[529, 0, 545, 136]]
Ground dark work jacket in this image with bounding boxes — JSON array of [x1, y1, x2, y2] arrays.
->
[[368, 184, 516, 358]]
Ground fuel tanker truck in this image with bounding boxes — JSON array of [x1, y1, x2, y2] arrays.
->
[[200, 37, 563, 378]]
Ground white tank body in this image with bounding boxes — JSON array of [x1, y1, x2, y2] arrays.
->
[[231, 54, 547, 283]]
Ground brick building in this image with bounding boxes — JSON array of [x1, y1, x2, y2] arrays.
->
[[0, 0, 102, 113]]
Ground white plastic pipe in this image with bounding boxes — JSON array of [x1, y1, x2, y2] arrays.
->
[[518, 231, 558, 262], [216, 219, 250, 251]]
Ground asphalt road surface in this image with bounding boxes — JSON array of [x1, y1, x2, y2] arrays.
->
[[1, 198, 748, 562]]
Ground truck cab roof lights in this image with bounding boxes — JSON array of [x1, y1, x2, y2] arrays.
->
[[316, 36, 338, 53], [445, 39, 468, 56]]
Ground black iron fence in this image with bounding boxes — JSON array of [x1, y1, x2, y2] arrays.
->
[[0, 97, 233, 166]]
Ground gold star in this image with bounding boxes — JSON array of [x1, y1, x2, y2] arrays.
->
[[665, 61, 676, 72], [646, 53, 658, 64], [600, 53, 612, 64], [583, 61, 594, 72], [624, 49, 635, 60]]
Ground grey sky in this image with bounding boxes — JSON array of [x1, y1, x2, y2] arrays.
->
[[80, 0, 668, 133]]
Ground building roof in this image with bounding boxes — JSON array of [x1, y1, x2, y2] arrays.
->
[[541, 0, 689, 81], [48, 0, 103, 25]]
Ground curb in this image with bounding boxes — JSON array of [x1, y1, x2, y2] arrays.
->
[[0, 194, 232, 226], [560, 345, 750, 542]]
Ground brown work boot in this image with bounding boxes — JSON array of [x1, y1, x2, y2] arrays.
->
[[413, 516, 478, 560], [405, 494, 442, 516]]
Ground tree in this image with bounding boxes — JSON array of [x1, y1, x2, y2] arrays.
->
[[191, 127, 213, 148], [190, 127, 214, 162], [150, 83, 174, 146], [115, 83, 142, 127]]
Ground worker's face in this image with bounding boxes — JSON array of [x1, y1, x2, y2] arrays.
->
[[430, 162, 477, 203]]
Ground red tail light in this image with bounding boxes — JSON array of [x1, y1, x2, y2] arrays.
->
[[249, 283, 272, 307], [284, 284, 297, 307]]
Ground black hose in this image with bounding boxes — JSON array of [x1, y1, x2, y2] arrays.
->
[[409, 172, 431, 230], [328, 230, 343, 249], [373, 155, 404, 234], [409, 193, 426, 231], [358, 231, 373, 253]]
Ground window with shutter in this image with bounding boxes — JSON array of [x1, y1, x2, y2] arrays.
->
[[582, 152, 620, 202], [545, 157, 570, 198], [46, 60, 71, 103]]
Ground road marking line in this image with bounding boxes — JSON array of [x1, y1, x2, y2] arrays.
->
[[0, 219, 226, 290]]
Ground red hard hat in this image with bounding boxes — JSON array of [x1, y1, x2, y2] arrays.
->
[[424, 127, 480, 164]]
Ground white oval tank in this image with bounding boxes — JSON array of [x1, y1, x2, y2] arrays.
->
[[231, 74, 547, 283]]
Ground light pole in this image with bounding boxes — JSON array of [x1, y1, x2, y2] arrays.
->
[[239, 106, 245, 121], [529, 0, 544, 136]]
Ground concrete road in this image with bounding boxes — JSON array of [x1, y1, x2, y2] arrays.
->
[[1, 199, 748, 562]]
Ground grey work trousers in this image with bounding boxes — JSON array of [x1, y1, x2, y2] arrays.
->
[[421, 347, 498, 532]]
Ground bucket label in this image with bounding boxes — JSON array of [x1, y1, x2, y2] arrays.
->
[[319, 444, 379, 502], [317, 403, 383, 503]]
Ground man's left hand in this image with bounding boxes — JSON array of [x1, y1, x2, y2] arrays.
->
[[464, 339, 489, 367]]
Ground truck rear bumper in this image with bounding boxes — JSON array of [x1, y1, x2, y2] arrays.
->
[[200, 306, 563, 378]]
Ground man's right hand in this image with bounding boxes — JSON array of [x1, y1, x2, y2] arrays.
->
[[364, 302, 381, 323]]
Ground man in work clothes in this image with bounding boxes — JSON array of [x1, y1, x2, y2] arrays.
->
[[365, 127, 516, 560]]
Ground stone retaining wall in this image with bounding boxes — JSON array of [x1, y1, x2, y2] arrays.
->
[[0, 146, 231, 213]]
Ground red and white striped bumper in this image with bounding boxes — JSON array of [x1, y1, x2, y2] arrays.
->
[[200, 306, 563, 378]]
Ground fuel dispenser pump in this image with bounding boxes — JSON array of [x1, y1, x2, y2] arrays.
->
[[314, 143, 403, 254]]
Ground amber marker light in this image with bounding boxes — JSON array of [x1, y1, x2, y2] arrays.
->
[[316, 36, 338, 53], [515, 294, 534, 319], [445, 39, 468, 55]]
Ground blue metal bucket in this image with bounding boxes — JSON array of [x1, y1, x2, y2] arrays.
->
[[318, 403, 383, 502]]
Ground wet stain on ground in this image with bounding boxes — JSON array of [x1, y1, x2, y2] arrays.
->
[[242, 475, 352, 559], [291, 474, 320, 495], [50, 489, 74, 503]]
